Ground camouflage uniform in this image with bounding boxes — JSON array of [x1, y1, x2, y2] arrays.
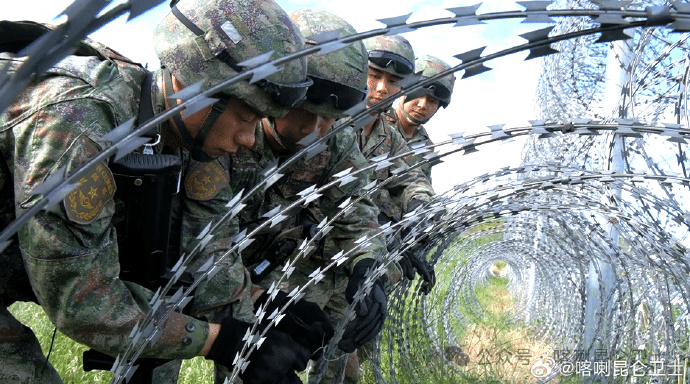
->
[[389, 55, 456, 182], [387, 109, 436, 180], [229, 120, 385, 384], [0, 31, 252, 384], [356, 113, 435, 228]]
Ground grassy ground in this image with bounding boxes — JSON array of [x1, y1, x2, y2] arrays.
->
[[456, 274, 552, 383], [7, 301, 214, 383]]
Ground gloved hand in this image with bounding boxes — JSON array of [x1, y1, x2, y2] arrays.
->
[[406, 197, 425, 213], [254, 289, 334, 360], [206, 316, 311, 384], [338, 259, 387, 353], [399, 250, 436, 293], [407, 252, 436, 295]]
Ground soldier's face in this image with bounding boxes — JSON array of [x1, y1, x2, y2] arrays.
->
[[366, 66, 402, 109], [273, 108, 335, 146], [402, 94, 440, 122], [181, 98, 261, 157]]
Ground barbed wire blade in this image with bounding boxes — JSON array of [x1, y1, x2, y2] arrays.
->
[[309, 267, 321, 279], [196, 222, 212, 240], [391, 165, 407, 175], [238, 51, 274, 70], [671, 17, 690, 32], [397, 72, 424, 90], [231, 228, 248, 244], [454, 46, 486, 63], [519, 27, 554, 43], [237, 238, 254, 253], [29, 166, 67, 196], [287, 287, 300, 299], [343, 99, 368, 117], [128, 322, 140, 339], [262, 205, 282, 219], [110, 355, 121, 373], [307, 29, 342, 45], [124, 364, 138, 383], [409, 141, 431, 155], [447, 4, 484, 26], [225, 188, 244, 208], [377, 13, 414, 34], [196, 257, 214, 274], [363, 180, 377, 191], [149, 287, 162, 307], [114, 137, 150, 161], [167, 80, 203, 102], [305, 141, 328, 160], [461, 62, 491, 79], [270, 213, 288, 228], [297, 130, 320, 148], [595, 29, 632, 43], [250, 63, 282, 84], [127, 0, 165, 21], [302, 191, 322, 205], [61, 0, 109, 34], [99, 118, 135, 144], [264, 172, 284, 190], [149, 328, 163, 346], [206, 265, 221, 281], [518, 1, 555, 23], [298, 185, 316, 197], [170, 254, 184, 273], [168, 82, 217, 117], [350, 115, 377, 131]]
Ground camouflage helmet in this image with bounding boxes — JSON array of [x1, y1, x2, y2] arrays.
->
[[364, 35, 415, 77], [153, 0, 311, 118], [289, 9, 368, 118], [414, 55, 455, 108]]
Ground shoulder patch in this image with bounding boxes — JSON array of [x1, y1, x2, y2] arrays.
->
[[185, 161, 229, 201], [63, 162, 116, 224]]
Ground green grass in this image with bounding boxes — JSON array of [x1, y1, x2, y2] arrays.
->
[[7, 302, 213, 383]]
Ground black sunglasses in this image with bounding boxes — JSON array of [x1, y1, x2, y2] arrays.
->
[[368, 50, 414, 75], [305, 76, 367, 111], [258, 77, 314, 109]]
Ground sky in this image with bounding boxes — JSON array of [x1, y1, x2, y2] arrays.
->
[[4, 0, 548, 194]]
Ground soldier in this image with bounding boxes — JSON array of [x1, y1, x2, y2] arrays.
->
[[358, 35, 436, 293], [0, 0, 332, 383], [391, 55, 456, 180], [227, 9, 388, 384]]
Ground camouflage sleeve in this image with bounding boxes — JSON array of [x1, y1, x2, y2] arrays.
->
[[386, 127, 435, 212], [13, 88, 208, 359], [320, 129, 386, 273], [180, 157, 254, 322]]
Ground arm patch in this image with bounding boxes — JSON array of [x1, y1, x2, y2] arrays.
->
[[63, 162, 116, 224], [184, 160, 229, 201]]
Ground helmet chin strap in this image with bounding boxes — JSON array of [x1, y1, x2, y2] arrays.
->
[[263, 118, 302, 155], [400, 107, 428, 126], [163, 69, 228, 162]]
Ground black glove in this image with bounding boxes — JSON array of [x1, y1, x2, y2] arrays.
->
[[408, 253, 436, 294], [338, 259, 387, 353], [399, 251, 416, 280], [406, 198, 425, 213], [206, 316, 311, 384], [254, 290, 334, 360]]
